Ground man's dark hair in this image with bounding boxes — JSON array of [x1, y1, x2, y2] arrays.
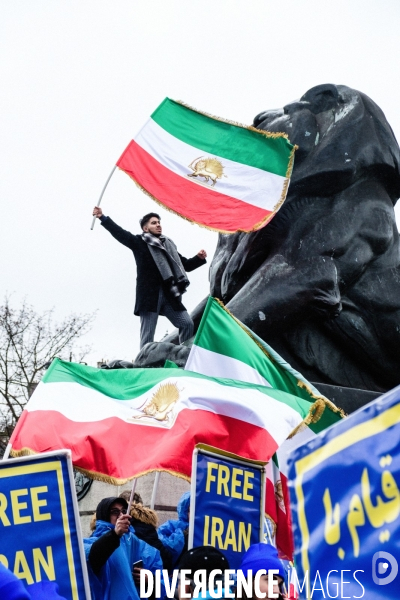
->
[[140, 212, 161, 230]]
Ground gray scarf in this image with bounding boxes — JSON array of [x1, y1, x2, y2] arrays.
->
[[142, 232, 190, 293]]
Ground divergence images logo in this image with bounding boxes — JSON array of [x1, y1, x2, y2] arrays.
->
[[372, 551, 398, 586]]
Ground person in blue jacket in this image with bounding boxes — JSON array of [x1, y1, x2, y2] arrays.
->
[[84, 496, 163, 600], [157, 491, 190, 567]]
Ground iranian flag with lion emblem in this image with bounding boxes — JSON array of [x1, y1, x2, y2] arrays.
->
[[116, 98, 296, 233], [10, 358, 321, 484]]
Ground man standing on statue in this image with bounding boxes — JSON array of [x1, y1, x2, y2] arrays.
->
[[92, 207, 207, 348]]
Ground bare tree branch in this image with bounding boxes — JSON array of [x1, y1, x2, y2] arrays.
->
[[0, 296, 95, 455]]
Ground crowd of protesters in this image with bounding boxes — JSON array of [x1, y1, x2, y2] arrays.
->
[[0, 491, 287, 600]]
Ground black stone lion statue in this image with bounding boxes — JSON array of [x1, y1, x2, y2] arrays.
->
[[137, 84, 400, 394]]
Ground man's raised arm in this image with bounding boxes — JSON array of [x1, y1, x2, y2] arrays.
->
[[92, 206, 138, 249], [180, 248, 207, 272]]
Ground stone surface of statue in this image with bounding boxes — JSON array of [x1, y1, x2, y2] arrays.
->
[[139, 84, 400, 394], [209, 84, 400, 392]]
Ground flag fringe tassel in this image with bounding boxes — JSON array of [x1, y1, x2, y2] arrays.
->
[[214, 298, 347, 421], [121, 169, 290, 235], [287, 399, 325, 439], [252, 142, 297, 231], [9, 448, 190, 486], [175, 99, 290, 141]]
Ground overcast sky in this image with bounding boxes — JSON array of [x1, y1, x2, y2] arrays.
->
[[1, 1, 400, 366]]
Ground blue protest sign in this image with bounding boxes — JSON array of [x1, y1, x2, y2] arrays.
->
[[289, 385, 400, 599], [0, 450, 90, 599], [190, 444, 265, 569]]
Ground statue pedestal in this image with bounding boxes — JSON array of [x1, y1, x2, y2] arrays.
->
[[311, 382, 381, 414]]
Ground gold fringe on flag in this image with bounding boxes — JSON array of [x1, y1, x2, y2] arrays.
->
[[9, 447, 191, 486], [73, 465, 191, 486], [175, 99, 290, 140], [287, 399, 326, 439], [122, 168, 293, 235]]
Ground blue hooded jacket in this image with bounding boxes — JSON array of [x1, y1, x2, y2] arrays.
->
[[84, 519, 163, 600], [157, 491, 190, 566]]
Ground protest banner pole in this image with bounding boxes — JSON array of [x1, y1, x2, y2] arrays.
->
[[2, 442, 12, 460], [126, 477, 138, 516], [150, 471, 161, 510], [65, 451, 93, 599], [188, 447, 199, 550], [90, 165, 117, 230]]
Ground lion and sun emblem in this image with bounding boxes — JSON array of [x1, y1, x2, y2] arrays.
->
[[128, 382, 182, 427], [274, 480, 285, 510], [187, 156, 226, 187]]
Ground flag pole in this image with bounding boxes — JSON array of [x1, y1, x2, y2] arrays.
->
[[90, 165, 117, 230], [150, 471, 161, 510], [2, 443, 12, 460], [126, 477, 137, 516]]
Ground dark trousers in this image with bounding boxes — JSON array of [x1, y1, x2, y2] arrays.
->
[[139, 288, 194, 348]]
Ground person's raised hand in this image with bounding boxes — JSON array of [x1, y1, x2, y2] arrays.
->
[[93, 206, 103, 219], [114, 513, 131, 537], [197, 249, 207, 260]]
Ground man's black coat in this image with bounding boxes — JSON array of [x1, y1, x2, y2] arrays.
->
[[101, 217, 206, 315]]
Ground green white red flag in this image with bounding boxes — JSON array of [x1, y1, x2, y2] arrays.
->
[[185, 297, 341, 425], [9, 358, 321, 484], [185, 297, 345, 559], [116, 98, 296, 233]]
